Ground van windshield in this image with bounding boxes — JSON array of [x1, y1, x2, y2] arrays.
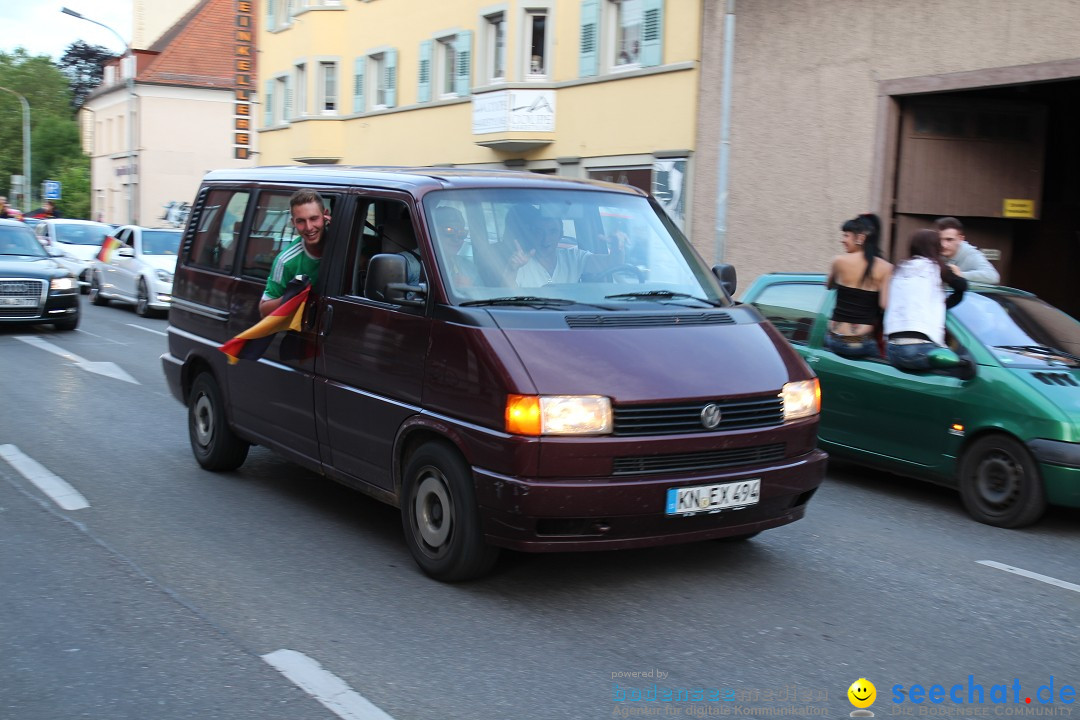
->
[[423, 188, 727, 308]]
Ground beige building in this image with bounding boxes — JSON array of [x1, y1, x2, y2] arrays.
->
[[81, 0, 256, 227], [258, 0, 699, 233], [697, 0, 1080, 316]]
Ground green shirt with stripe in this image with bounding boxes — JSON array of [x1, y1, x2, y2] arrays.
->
[[262, 237, 321, 300]]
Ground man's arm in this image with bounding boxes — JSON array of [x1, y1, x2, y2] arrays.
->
[[956, 244, 1000, 284]]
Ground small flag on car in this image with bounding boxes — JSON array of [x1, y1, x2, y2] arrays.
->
[[96, 235, 122, 263], [218, 283, 310, 365]]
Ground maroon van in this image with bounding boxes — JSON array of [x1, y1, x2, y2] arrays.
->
[[162, 167, 826, 581]]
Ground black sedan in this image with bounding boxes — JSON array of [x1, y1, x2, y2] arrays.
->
[[0, 219, 80, 331]]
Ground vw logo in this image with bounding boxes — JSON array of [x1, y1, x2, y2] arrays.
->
[[700, 403, 722, 429]]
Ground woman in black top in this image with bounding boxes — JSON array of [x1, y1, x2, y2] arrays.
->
[[825, 213, 893, 358]]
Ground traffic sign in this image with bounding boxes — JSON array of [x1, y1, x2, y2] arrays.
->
[[43, 180, 61, 201]]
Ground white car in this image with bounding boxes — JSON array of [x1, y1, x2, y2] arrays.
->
[[34, 219, 113, 293], [89, 225, 181, 317]]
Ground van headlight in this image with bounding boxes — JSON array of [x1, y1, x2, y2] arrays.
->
[[781, 379, 820, 421], [50, 276, 78, 291], [505, 394, 613, 436]]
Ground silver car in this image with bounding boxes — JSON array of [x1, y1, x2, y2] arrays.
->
[[88, 225, 181, 317], [34, 219, 113, 293]]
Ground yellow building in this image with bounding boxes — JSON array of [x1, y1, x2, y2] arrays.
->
[[258, 0, 703, 239]]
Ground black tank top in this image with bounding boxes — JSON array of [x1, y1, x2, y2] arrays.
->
[[831, 285, 880, 325]]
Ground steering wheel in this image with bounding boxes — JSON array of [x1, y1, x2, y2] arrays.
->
[[595, 264, 646, 284]]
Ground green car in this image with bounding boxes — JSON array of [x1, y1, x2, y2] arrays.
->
[[741, 272, 1080, 528]]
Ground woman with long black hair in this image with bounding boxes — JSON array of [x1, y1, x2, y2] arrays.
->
[[884, 228, 968, 370], [825, 213, 892, 357]]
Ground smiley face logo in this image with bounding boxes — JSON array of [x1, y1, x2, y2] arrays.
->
[[848, 678, 876, 709]]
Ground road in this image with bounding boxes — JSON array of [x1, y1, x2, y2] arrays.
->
[[2, 302, 1078, 720]]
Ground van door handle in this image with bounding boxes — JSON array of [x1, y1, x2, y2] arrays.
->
[[320, 305, 333, 336]]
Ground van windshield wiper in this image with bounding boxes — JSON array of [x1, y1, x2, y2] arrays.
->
[[604, 290, 722, 307], [994, 344, 1080, 365], [461, 295, 620, 310]]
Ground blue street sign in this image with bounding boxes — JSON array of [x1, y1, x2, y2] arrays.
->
[[43, 180, 61, 200]]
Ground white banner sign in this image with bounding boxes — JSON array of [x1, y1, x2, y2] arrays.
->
[[472, 90, 556, 134]]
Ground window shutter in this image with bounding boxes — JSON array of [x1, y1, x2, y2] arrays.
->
[[353, 56, 366, 113], [264, 79, 274, 127], [418, 40, 432, 103], [454, 31, 473, 96], [266, 0, 276, 31], [284, 76, 294, 121], [579, 0, 599, 78], [385, 49, 398, 108], [640, 0, 664, 67]]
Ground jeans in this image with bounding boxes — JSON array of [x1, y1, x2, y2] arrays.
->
[[886, 340, 938, 370], [825, 331, 880, 359]]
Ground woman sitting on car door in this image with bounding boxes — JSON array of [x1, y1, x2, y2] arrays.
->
[[825, 213, 892, 358], [883, 228, 968, 370]]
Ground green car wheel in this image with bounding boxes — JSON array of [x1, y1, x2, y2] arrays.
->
[[959, 435, 1046, 529]]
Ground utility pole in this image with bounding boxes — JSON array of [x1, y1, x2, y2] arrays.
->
[[0, 86, 31, 211], [62, 7, 137, 224]]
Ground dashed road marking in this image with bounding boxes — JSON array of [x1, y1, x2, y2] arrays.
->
[[127, 323, 167, 337], [262, 649, 395, 720], [0, 445, 89, 510], [13, 335, 139, 384], [977, 560, 1080, 594]]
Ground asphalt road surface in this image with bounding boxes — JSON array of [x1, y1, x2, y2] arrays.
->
[[2, 302, 1078, 720]]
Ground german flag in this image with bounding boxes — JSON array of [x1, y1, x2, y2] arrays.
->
[[218, 284, 310, 365], [96, 235, 122, 263]]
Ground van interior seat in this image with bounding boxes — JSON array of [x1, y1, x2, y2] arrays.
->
[[243, 235, 279, 279]]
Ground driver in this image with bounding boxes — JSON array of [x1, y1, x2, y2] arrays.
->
[[506, 206, 627, 287]]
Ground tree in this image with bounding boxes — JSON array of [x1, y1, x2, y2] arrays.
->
[[58, 41, 117, 111], [56, 156, 91, 220]]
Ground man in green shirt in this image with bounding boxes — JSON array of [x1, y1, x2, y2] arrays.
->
[[259, 189, 330, 317]]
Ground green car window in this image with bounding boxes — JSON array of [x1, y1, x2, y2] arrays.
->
[[750, 282, 827, 344], [952, 292, 1080, 368]]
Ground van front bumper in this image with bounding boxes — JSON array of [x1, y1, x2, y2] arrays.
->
[[473, 449, 827, 552]]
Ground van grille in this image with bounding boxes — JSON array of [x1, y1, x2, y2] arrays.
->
[[1032, 371, 1078, 387], [613, 394, 784, 436], [0, 279, 45, 318], [612, 443, 786, 476], [566, 312, 734, 328]]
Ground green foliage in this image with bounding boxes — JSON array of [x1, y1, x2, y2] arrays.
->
[[59, 41, 116, 111], [56, 156, 91, 220], [0, 48, 83, 210]]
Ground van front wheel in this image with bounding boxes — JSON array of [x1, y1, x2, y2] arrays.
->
[[401, 443, 498, 582], [188, 372, 249, 471]]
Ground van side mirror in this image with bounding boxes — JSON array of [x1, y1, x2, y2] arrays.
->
[[365, 253, 426, 307], [711, 263, 737, 298]]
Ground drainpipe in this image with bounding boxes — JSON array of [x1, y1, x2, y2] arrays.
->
[[715, 0, 736, 262]]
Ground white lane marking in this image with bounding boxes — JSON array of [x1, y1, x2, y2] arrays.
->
[[127, 324, 167, 337], [262, 649, 396, 720], [0, 445, 90, 511], [977, 560, 1080, 594], [13, 335, 140, 384]]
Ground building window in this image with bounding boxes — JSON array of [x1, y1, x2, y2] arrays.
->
[[275, 75, 291, 123], [524, 9, 548, 78], [484, 12, 506, 83], [294, 62, 306, 116], [319, 61, 337, 114], [611, 0, 642, 67], [437, 35, 457, 97]]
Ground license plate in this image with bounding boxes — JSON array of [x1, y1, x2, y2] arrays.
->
[[0, 297, 36, 307], [666, 479, 761, 515]]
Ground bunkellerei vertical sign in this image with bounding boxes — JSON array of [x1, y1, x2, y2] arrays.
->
[[234, 1, 254, 159]]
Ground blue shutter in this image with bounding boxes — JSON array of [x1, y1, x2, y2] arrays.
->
[[353, 56, 366, 113], [264, 79, 274, 127], [385, 49, 398, 108], [284, 76, 293, 121], [454, 31, 472, 96], [579, 0, 599, 77], [640, 0, 664, 67], [418, 40, 432, 103], [266, 0, 276, 31]]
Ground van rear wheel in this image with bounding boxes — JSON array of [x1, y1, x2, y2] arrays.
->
[[959, 435, 1045, 528], [188, 372, 249, 471], [401, 442, 498, 582]]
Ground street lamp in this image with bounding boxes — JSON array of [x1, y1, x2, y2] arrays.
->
[[0, 86, 31, 212], [61, 6, 137, 224]]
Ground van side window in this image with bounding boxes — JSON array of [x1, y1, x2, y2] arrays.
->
[[750, 282, 827, 344], [187, 189, 249, 273], [346, 198, 423, 297], [242, 192, 340, 280]]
